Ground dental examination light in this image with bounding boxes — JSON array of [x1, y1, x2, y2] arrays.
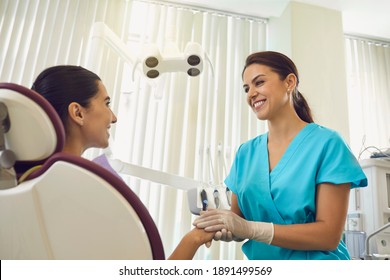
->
[[130, 41, 213, 99], [86, 22, 213, 87], [135, 42, 213, 80]]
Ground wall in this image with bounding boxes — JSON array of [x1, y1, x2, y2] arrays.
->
[[268, 1, 350, 142]]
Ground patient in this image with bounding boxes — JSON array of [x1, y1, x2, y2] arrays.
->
[[31, 65, 215, 260]]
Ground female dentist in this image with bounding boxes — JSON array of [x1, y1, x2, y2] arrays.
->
[[194, 51, 367, 260]]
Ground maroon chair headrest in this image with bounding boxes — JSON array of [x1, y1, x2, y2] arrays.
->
[[0, 82, 65, 175]]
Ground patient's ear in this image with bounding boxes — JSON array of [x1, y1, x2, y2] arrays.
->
[[68, 102, 84, 126]]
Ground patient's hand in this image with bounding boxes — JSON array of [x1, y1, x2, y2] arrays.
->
[[188, 227, 215, 248], [168, 227, 216, 259]]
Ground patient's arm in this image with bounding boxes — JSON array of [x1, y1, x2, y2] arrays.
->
[[168, 227, 215, 260]]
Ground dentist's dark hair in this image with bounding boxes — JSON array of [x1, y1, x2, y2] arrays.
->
[[31, 65, 101, 128], [242, 51, 313, 123]]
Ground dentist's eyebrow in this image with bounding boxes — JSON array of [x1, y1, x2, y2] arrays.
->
[[243, 74, 266, 88]]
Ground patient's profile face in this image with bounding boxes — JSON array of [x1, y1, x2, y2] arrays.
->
[[81, 81, 117, 149]]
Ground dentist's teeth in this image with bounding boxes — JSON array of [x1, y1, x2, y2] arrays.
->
[[254, 100, 265, 109]]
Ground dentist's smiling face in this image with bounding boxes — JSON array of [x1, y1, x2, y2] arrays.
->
[[243, 64, 290, 121]]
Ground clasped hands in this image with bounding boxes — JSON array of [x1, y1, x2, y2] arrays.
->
[[193, 209, 274, 244]]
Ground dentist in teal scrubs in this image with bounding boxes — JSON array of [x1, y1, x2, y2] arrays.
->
[[194, 51, 367, 260]]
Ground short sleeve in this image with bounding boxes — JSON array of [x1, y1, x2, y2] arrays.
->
[[316, 131, 367, 188]]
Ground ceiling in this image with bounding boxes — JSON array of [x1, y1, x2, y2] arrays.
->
[[165, 0, 390, 41]]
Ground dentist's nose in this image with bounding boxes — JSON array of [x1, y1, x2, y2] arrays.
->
[[247, 86, 257, 99]]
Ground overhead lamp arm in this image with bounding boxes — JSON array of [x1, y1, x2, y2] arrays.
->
[[86, 22, 137, 73]]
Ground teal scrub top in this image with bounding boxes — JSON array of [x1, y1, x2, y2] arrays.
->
[[225, 123, 367, 260]]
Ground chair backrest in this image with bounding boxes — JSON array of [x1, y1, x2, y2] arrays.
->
[[0, 82, 65, 184], [0, 82, 165, 259]]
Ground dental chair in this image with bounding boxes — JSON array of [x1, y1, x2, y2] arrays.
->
[[0, 83, 165, 260]]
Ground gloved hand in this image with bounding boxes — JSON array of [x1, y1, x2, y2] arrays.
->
[[193, 209, 274, 244], [214, 229, 233, 242], [213, 229, 244, 242]]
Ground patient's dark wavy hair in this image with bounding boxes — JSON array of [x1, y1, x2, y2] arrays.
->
[[32, 65, 101, 128], [242, 51, 314, 123]]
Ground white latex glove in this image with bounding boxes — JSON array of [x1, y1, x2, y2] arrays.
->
[[193, 209, 274, 244], [214, 229, 244, 242], [214, 229, 233, 242]]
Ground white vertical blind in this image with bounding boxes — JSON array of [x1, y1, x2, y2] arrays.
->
[[345, 36, 390, 158], [0, 0, 132, 87]]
